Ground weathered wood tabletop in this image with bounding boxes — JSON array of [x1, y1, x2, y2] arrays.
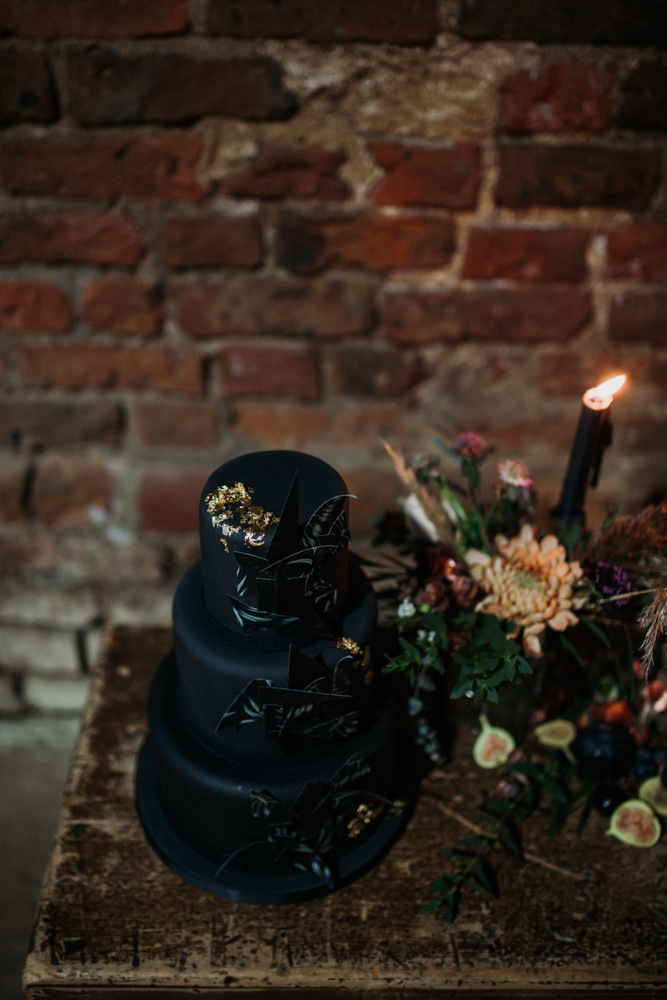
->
[[24, 625, 667, 999]]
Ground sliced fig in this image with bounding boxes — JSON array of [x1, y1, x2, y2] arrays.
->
[[639, 776, 667, 817], [534, 719, 577, 749], [607, 799, 661, 847], [473, 714, 515, 769]]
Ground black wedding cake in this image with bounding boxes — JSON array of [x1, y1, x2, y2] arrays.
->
[[136, 449, 415, 904]]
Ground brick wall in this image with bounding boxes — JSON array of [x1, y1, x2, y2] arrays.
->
[[1, 0, 667, 713]]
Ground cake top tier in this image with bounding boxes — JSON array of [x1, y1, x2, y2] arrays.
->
[[199, 450, 352, 646]]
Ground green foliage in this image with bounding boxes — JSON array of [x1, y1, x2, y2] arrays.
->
[[449, 613, 532, 701], [425, 760, 572, 923], [383, 605, 532, 702]]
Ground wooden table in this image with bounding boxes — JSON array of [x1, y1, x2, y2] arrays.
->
[[24, 625, 667, 998]]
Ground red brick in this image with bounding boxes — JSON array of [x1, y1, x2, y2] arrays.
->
[[140, 464, 210, 532], [609, 290, 667, 344], [1, 0, 188, 37], [159, 215, 263, 269], [83, 278, 162, 336], [606, 224, 667, 281], [276, 212, 456, 273], [135, 402, 220, 448], [16, 344, 203, 394], [383, 287, 591, 343], [370, 141, 481, 211], [462, 227, 589, 281], [0, 536, 59, 576], [174, 275, 374, 338], [496, 143, 661, 210], [220, 344, 320, 400], [208, 0, 438, 44], [617, 63, 667, 132], [0, 280, 72, 333], [218, 146, 350, 201], [482, 416, 576, 455], [67, 51, 296, 126], [458, 0, 667, 46], [0, 402, 124, 449], [232, 402, 407, 448], [330, 344, 425, 396], [0, 135, 207, 202], [498, 61, 615, 134], [0, 212, 144, 266], [0, 50, 57, 125], [0, 456, 28, 523], [537, 349, 667, 400], [341, 468, 404, 536], [32, 457, 116, 528], [616, 417, 667, 455]]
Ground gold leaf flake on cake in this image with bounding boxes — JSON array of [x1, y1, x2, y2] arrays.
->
[[336, 637, 362, 656], [347, 801, 385, 838], [205, 481, 279, 548]]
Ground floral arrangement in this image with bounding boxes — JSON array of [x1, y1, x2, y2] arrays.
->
[[371, 431, 667, 917]]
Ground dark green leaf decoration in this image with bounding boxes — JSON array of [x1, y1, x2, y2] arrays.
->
[[250, 789, 282, 820], [301, 494, 354, 548], [229, 595, 300, 634], [235, 552, 269, 597], [261, 544, 339, 580], [331, 752, 372, 788], [300, 711, 360, 741], [216, 677, 273, 731]]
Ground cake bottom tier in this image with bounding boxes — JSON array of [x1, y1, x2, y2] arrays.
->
[[136, 652, 417, 904]]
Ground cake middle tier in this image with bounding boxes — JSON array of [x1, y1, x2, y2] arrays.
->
[[173, 559, 377, 766], [147, 651, 403, 863]]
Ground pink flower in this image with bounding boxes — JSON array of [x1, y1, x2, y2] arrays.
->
[[497, 460, 532, 488], [453, 432, 491, 459]]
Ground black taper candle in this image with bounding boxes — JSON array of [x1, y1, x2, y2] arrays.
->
[[555, 376, 625, 526]]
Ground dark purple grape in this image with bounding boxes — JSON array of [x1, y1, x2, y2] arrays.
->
[[593, 784, 627, 816], [631, 744, 657, 781], [573, 722, 637, 781]]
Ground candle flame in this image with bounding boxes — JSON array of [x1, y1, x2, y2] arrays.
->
[[589, 374, 626, 400]]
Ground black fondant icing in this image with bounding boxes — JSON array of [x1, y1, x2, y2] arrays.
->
[[136, 449, 415, 903]]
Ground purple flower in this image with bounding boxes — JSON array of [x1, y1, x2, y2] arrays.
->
[[453, 432, 491, 459], [582, 561, 633, 607]]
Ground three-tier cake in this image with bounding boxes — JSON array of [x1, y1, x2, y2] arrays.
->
[[136, 449, 414, 903]]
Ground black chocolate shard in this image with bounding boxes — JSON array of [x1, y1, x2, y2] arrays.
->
[[249, 788, 289, 821], [301, 494, 355, 548], [228, 595, 300, 634], [287, 645, 329, 691], [216, 677, 273, 731], [331, 752, 372, 788], [217, 674, 353, 733], [235, 551, 269, 598], [301, 712, 360, 741], [266, 471, 301, 563], [262, 544, 338, 580], [275, 582, 334, 640], [293, 781, 330, 818], [329, 510, 351, 542]]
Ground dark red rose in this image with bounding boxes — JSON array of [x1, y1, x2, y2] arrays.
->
[[421, 579, 450, 611], [449, 571, 480, 608]]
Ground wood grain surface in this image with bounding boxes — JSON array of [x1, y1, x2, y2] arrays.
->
[[23, 625, 667, 998]]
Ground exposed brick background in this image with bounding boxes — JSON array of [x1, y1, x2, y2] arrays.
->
[[1, 0, 667, 709]]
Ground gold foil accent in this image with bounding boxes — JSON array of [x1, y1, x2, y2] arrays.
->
[[205, 481, 279, 549], [336, 637, 361, 656], [337, 638, 373, 685], [347, 802, 385, 838], [220, 538, 230, 553]]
